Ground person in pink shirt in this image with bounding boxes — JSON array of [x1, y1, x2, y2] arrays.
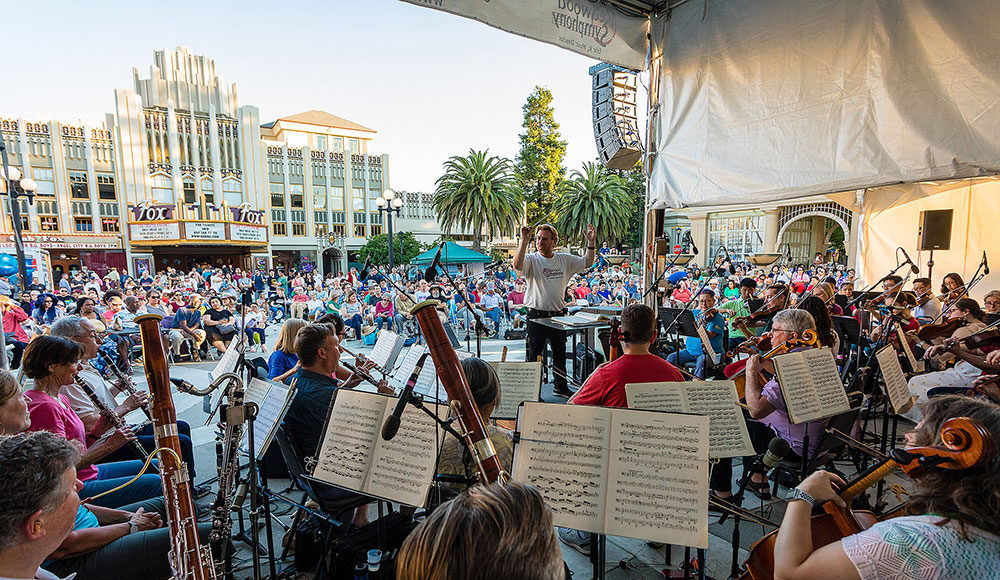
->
[[1, 295, 30, 369], [373, 293, 395, 331], [22, 336, 162, 509]]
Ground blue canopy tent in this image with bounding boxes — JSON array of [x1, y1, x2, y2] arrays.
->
[[410, 241, 492, 266]]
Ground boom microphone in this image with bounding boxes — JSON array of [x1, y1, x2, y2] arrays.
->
[[983, 252, 990, 276], [760, 437, 790, 471], [684, 231, 698, 255], [381, 353, 429, 441], [424, 243, 444, 283], [899, 248, 920, 274]]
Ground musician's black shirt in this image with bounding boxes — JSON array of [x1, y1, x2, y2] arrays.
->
[[282, 368, 339, 459]]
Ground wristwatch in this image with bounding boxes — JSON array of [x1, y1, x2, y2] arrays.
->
[[785, 487, 816, 508], [129, 521, 140, 535]]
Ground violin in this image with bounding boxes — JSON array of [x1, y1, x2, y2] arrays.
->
[[738, 416, 994, 580], [916, 317, 967, 342], [607, 318, 623, 362], [698, 307, 718, 327], [727, 319, 772, 358], [732, 329, 818, 399]]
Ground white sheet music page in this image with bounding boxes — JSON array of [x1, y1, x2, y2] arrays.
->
[[370, 330, 403, 374], [512, 402, 610, 535], [773, 348, 851, 424], [490, 361, 543, 420], [243, 377, 271, 408], [392, 345, 439, 400], [240, 380, 292, 456], [626, 381, 754, 459], [875, 346, 915, 414], [210, 340, 243, 381], [895, 327, 925, 373], [695, 324, 719, 365], [312, 389, 385, 492], [365, 399, 447, 507], [605, 409, 709, 548]]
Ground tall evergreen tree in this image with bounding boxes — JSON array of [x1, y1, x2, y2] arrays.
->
[[514, 86, 567, 226]]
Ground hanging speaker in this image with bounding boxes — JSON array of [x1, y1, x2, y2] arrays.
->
[[590, 63, 643, 171], [918, 209, 953, 251]]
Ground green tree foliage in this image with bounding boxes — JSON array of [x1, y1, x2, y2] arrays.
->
[[621, 163, 646, 249], [553, 162, 635, 246], [433, 149, 523, 252], [515, 86, 567, 225], [357, 231, 423, 266]]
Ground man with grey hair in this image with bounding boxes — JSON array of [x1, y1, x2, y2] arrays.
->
[[50, 317, 203, 492], [711, 308, 829, 501], [0, 432, 81, 580]]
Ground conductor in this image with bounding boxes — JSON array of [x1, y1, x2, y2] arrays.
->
[[513, 222, 597, 397]]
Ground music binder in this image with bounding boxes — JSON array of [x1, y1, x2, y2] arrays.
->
[[239, 377, 296, 460]]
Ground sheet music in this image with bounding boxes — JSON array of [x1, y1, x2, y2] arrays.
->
[[695, 324, 719, 365], [243, 377, 271, 408], [392, 346, 441, 400], [210, 340, 243, 381], [626, 381, 754, 458], [606, 410, 708, 548], [312, 390, 386, 491], [240, 380, 292, 457], [365, 400, 447, 507], [773, 348, 851, 424], [895, 327, 925, 373], [512, 403, 610, 534], [370, 330, 404, 374], [489, 361, 542, 420], [875, 346, 915, 414]]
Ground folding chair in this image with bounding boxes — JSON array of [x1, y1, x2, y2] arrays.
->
[[770, 404, 862, 496]]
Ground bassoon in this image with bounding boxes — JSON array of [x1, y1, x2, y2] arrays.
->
[[411, 299, 507, 484], [135, 314, 216, 580]]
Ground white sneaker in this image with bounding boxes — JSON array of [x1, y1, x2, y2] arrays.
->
[[557, 527, 591, 555]]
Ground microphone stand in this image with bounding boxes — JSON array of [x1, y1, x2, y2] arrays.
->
[[640, 245, 692, 302], [440, 268, 485, 358], [846, 260, 912, 312]]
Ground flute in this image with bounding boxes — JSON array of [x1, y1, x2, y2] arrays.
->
[[74, 375, 152, 464], [340, 358, 389, 392]]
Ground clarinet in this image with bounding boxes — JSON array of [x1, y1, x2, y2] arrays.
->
[[95, 349, 153, 421], [411, 299, 507, 484], [135, 314, 217, 580], [73, 375, 151, 463]]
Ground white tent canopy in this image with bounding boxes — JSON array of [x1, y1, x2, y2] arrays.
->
[[649, 0, 1000, 209]]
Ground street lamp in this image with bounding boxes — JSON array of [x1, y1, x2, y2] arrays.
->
[[375, 189, 404, 269], [0, 128, 38, 292]]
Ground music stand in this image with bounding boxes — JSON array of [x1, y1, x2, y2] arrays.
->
[[658, 308, 700, 338]]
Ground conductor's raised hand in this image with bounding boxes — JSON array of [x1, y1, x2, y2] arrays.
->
[[585, 224, 597, 244], [520, 225, 532, 242]]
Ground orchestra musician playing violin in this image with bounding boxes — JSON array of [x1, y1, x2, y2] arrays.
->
[[771, 395, 1000, 580], [712, 310, 826, 501], [569, 304, 684, 408], [718, 278, 759, 348], [809, 282, 842, 316], [939, 272, 966, 302], [667, 290, 725, 379], [983, 290, 1000, 316], [904, 298, 988, 422], [911, 277, 942, 322]]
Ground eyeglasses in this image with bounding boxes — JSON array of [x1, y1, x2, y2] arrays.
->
[[986, 300, 1000, 307], [771, 326, 793, 333]]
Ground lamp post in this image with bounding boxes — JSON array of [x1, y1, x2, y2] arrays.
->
[[375, 189, 404, 269], [0, 125, 38, 292]]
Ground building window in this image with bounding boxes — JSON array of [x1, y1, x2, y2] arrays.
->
[[333, 137, 343, 152], [150, 174, 173, 203], [707, 212, 764, 263], [291, 222, 306, 236], [222, 178, 242, 206], [39, 216, 59, 232], [182, 177, 196, 204], [370, 224, 383, 236], [290, 184, 304, 208], [96, 173, 116, 201], [354, 224, 366, 237], [330, 186, 345, 211], [270, 182, 285, 208], [316, 135, 327, 150], [74, 217, 94, 233], [272, 222, 287, 236], [69, 171, 89, 199], [312, 185, 326, 209], [201, 178, 215, 206], [33, 168, 56, 198], [101, 218, 120, 233], [352, 188, 365, 211], [315, 223, 328, 237], [348, 139, 359, 153], [331, 223, 346, 237]]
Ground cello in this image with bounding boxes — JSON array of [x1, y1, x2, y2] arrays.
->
[[738, 416, 994, 580]]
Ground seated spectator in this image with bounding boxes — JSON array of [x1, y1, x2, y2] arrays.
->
[[268, 318, 307, 385]]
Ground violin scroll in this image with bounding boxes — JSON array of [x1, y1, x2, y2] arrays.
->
[[892, 417, 994, 476]]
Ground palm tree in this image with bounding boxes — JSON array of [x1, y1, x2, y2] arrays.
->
[[433, 149, 523, 252], [553, 162, 634, 246]]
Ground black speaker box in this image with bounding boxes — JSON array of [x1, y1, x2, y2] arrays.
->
[[918, 209, 953, 251]]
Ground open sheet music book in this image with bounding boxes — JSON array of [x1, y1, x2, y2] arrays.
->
[[391, 344, 472, 402], [240, 378, 295, 458], [210, 340, 244, 381], [488, 361, 543, 420], [512, 402, 709, 548], [875, 346, 916, 414], [625, 380, 754, 458], [311, 389, 447, 507], [550, 311, 609, 326], [772, 348, 851, 424], [369, 330, 404, 375]]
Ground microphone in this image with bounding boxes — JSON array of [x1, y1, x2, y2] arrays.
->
[[983, 251, 990, 276], [757, 437, 790, 472], [483, 259, 504, 270], [231, 482, 249, 512], [899, 248, 920, 274], [169, 377, 197, 393], [381, 353, 429, 441], [424, 243, 444, 283], [684, 231, 698, 255]]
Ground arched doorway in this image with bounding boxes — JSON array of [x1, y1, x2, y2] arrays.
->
[[776, 202, 852, 266], [322, 248, 345, 276]]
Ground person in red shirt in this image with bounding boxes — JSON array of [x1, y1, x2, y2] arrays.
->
[[569, 303, 684, 408]]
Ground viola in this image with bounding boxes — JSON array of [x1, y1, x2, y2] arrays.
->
[[738, 416, 994, 580], [608, 318, 623, 361], [916, 317, 967, 342], [732, 329, 818, 399]]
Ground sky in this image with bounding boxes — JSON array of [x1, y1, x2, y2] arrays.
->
[[3, 0, 645, 193]]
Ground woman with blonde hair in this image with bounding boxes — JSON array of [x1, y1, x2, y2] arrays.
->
[[397, 482, 565, 580], [268, 318, 307, 385], [0, 369, 30, 434]]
